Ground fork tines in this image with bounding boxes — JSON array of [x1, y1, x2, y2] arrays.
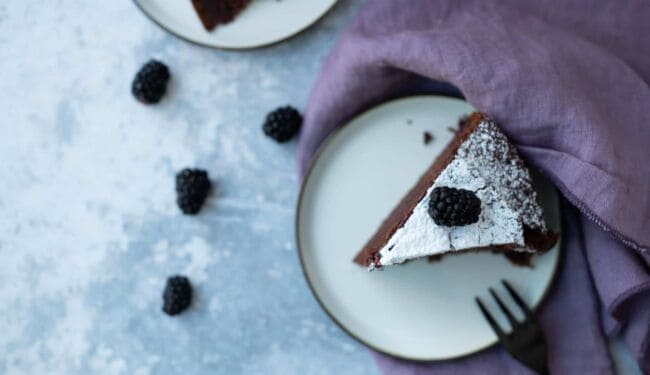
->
[[475, 280, 532, 334], [475, 280, 549, 375]]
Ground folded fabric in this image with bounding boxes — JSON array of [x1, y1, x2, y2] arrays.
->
[[297, 0, 650, 373]]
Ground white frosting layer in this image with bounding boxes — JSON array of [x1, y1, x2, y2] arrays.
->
[[376, 119, 546, 267]]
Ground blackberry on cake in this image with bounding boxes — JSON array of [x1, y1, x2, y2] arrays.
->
[[131, 60, 170, 104], [191, 0, 251, 31], [427, 187, 481, 226], [176, 168, 211, 215], [354, 112, 557, 270], [263, 106, 302, 143], [162, 275, 192, 316]]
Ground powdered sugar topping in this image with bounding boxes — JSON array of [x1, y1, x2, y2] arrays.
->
[[457, 119, 546, 231], [375, 118, 547, 268]]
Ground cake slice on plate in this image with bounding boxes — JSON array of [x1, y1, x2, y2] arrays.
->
[[354, 112, 557, 270], [191, 0, 252, 31]]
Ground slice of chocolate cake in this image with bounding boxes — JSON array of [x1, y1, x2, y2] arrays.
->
[[354, 112, 556, 270], [191, 0, 251, 31]]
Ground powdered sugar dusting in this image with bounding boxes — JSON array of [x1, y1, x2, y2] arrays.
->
[[458, 119, 546, 231], [376, 117, 547, 268], [378, 158, 526, 267]]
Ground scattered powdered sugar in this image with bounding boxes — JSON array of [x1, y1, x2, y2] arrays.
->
[[457, 119, 546, 231], [376, 118, 546, 267]]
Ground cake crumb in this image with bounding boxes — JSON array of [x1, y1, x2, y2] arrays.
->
[[406, 119, 413, 126], [458, 115, 471, 129], [423, 131, 433, 145], [447, 126, 457, 134]]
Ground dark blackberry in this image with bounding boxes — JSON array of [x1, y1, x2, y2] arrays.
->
[[162, 275, 192, 316], [132, 60, 170, 104], [176, 168, 211, 215], [427, 187, 481, 226], [262, 106, 302, 142]]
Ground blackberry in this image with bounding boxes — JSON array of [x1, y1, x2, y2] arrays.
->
[[162, 275, 192, 316], [176, 168, 211, 215], [427, 187, 481, 226], [132, 60, 170, 104], [262, 106, 302, 142]]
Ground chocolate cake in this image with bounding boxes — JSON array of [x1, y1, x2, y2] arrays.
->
[[354, 112, 557, 270], [191, 0, 251, 31]]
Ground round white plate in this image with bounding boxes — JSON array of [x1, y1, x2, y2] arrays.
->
[[134, 0, 338, 50], [297, 96, 561, 361]]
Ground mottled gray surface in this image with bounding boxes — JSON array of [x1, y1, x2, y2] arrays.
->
[[0, 1, 378, 374]]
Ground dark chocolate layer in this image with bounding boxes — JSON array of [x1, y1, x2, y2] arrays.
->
[[428, 246, 535, 267], [191, 0, 251, 31]]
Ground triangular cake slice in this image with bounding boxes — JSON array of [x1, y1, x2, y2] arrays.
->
[[354, 112, 557, 270], [191, 0, 252, 31]]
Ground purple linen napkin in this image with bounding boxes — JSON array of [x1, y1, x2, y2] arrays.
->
[[297, 0, 650, 373]]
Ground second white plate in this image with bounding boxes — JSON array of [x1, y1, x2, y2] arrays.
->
[[135, 0, 338, 49], [297, 96, 561, 361]]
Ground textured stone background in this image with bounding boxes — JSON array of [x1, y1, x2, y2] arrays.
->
[[0, 1, 377, 374], [0, 1, 641, 374]]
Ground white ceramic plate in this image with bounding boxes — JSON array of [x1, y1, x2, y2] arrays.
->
[[134, 0, 338, 49], [297, 96, 561, 361]]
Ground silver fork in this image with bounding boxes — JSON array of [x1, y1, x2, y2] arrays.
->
[[475, 280, 549, 375]]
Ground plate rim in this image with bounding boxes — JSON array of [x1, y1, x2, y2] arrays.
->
[[295, 94, 563, 362], [132, 0, 339, 51]]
